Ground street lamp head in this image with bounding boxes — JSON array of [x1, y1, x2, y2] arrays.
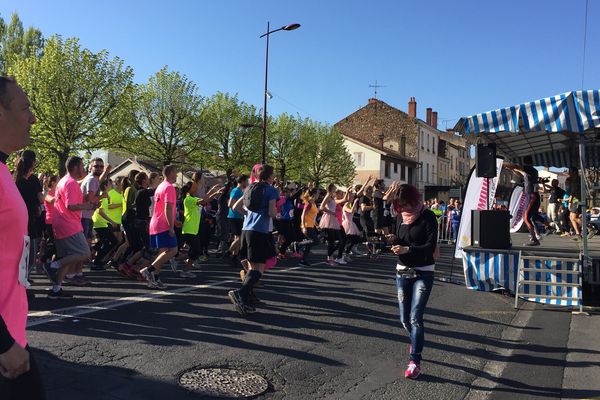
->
[[282, 23, 301, 31]]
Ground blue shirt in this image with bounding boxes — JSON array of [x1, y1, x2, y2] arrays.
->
[[243, 184, 279, 233], [227, 187, 244, 219], [280, 197, 294, 221]]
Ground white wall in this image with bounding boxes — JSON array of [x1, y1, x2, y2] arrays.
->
[[344, 139, 381, 171]]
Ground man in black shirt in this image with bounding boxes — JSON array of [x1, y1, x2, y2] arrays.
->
[[543, 179, 565, 234], [507, 156, 543, 246]]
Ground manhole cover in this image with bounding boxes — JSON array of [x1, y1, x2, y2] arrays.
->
[[179, 368, 269, 398]]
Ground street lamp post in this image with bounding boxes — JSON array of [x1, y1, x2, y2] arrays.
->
[[259, 21, 300, 164]]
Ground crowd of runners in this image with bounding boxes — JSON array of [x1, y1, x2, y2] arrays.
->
[[1, 77, 440, 398]]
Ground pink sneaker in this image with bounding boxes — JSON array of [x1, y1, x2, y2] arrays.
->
[[327, 259, 338, 266], [291, 252, 302, 258], [404, 361, 421, 379]]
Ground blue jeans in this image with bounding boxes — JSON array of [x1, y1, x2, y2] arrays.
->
[[396, 271, 434, 364]]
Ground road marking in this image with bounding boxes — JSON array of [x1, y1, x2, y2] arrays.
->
[[27, 263, 315, 328]]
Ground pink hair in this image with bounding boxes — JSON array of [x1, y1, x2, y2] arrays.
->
[[250, 163, 262, 183]]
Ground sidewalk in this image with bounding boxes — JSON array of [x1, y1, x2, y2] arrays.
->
[[465, 301, 600, 400], [562, 310, 600, 400]]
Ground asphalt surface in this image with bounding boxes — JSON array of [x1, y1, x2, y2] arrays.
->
[[25, 245, 538, 400]]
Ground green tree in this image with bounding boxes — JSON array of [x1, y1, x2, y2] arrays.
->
[[267, 112, 303, 182], [10, 35, 134, 174], [203, 92, 261, 175], [125, 66, 206, 167], [294, 119, 355, 187], [0, 13, 43, 74]]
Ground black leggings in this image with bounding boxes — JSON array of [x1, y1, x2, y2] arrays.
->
[[0, 346, 45, 400], [278, 220, 294, 254], [93, 227, 119, 264], [324, 228, 343, 258], [524, 193, 542, 237], [344, 234, 362, 254]]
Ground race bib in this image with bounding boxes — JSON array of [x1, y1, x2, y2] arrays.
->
[[18, 236, 31, 288]]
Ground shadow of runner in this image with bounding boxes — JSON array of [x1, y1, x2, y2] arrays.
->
[[33, 348, 201, 400]]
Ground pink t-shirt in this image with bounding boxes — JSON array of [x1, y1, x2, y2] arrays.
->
[[44, 189, 55, 224], [53, 174, 84, 240], [0, 163, 29, 348], [149, 181, 176, 235]]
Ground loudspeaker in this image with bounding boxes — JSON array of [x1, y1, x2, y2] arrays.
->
[[471, 210, 511, 249], [476, 143, 497, 178]]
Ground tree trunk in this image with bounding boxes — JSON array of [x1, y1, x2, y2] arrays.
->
[[57, 150, 70, 177]]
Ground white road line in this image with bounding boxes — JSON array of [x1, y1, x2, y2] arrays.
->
[[27, 263, 321, 328]]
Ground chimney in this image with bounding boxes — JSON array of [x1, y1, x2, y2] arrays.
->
[[368, 98, 378, 105], [408, 97, 417, 118], [378, 133, 385, 149], [432, 111, 438, 129], [426, 108, 432, 126]]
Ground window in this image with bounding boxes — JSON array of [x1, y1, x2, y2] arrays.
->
[[353, 152, 365, 167], [394, 163, 398, 174], [421, 131, 424, 150], [420, 164, 423, 180], [401, 137, 406, 156], [426, 163, 429, 183], [408, 167, 413, 184], [432, 165, 435, 180], [384, 161, 390, 178], [432, 136, 435, 154], [427, 134, 430, 152], [401, 164, 406, 180]]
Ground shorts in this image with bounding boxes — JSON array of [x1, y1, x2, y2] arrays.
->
[[149, 230, 178, 249], [81, 218, 94, 239], [55, 231, 91, 259], [228, 218, 243, 236], [183, 233, 201, 260], [240, 230, 276, 264]]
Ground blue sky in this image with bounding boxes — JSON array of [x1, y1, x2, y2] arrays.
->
[[3, 0, 599, 129]]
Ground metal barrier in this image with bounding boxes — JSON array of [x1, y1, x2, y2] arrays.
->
[[515, 254, 582, 312], [437, 214, 456, 244]]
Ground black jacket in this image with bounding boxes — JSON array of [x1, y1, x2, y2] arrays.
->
[[394, 209, 438, 268]]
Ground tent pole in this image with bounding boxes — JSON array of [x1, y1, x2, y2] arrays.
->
[[579, 133, 588, 297]]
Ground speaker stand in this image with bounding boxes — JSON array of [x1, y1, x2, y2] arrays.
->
[[486, 177, 490, 210]]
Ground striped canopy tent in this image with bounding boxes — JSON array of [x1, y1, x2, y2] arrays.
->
[[453, 90, 600, 168]]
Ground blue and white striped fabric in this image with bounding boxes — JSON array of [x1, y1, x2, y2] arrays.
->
[[461, 250, 581, 307], [521, 258, 581, 307], [454, 90, 600, 168], [462, 249, 519, 291], [461, 90, 600, 134]]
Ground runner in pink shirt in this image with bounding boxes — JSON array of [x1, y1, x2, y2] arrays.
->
[[140, 165, 179, 290], [0, 77, 45, 399], [46, 156, 95, 298]]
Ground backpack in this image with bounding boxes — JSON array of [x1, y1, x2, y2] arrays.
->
[[243, 182, 268, 212]]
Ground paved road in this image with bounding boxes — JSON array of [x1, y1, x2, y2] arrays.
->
[[26, 247, 524, 400]]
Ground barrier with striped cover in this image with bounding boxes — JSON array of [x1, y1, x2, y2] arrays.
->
[[461, 249, 581, 307]]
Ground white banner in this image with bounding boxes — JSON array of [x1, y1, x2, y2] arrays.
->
[[454, 158, 504, 258], [508, 185, 527, 233]]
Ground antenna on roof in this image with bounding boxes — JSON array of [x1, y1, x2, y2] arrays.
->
[[369, 80, 387, 99]]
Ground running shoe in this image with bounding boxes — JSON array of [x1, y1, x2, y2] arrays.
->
[[298, 260, 311, 267], [47, 288, 73, 299], [335, 257, 348, 265], [140, 267, 156, 285], [90, 263, 106, 271], [343, 255, 353, 263], [193, 260, 201, 269], [43, 262, 58, 284], [117, 263, 131, 277], [571, 234, 582, 241], [106, 259, 119, 270], [291, 252, 303, 258], [147, 280, 159, 289], [169, 257, 178, 272], [228, 290, 247, 317], [588, 228, 598, 240], [155, 279, 167, 289], [244, 303, 257, 314], [240, 269, 246, 281], [76, 275, 92, 286], [277, 253, 286, 260], [327, 259, 338, 266], [199, 255, 208, 262], [525, 240, 540, 246], [180, 270, 195, 278], [404, 361, 421, 379]]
